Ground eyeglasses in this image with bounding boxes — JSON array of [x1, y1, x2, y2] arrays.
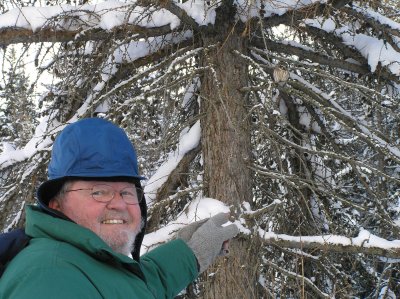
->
[[65, 184, 144, 205]]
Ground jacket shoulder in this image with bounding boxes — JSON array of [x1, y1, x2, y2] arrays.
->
[[0, 238, 103, 298]]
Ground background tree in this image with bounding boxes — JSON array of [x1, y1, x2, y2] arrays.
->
[[0, 46, 37, 146], [1, 0, 400, 297]]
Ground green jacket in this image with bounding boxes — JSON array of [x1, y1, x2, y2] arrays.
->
[[0, 206, 198, 298]]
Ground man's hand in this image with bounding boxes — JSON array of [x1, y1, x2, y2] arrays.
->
[[176, 213, 239, 273]]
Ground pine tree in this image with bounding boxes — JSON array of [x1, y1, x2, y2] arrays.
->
[[0, 46, 37, 147], [2, 1, 400, 297]]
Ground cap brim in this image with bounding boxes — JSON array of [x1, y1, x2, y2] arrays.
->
[[37, 177, 68, 207]]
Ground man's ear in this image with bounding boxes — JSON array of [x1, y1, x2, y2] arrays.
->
[[48, 199, 62, 211]]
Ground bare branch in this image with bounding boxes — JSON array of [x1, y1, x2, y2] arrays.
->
[[250, 40, 369, 77], [267, 261, 331, 298]]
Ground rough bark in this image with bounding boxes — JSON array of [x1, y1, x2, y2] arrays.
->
[[200, 34, 252, 209], [198, 11, 255, 298]]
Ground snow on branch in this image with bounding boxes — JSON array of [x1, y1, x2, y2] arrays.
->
[[347, 4, 400, 52], [144, 120, 201, 205], [0, 2, 181, 46], [250, 42, 370, 79], [254, 124, 400, 185], [138, 0, 198, 29], [0, 116, 60, 170], [142, 196, 230, 253], [258, 228, 400, 259], [144, 195, 400, 259], [260, 0, 353, 27], [0, 0, 355, 47], [0, 24, 174, 46], [71, 30, 194, 120], [304, 15, 400, 77]]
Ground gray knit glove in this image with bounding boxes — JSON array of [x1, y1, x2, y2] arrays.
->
[[176, 213, 239, 273]]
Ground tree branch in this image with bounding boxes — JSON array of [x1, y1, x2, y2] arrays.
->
[[0, 24, 175, 46], [147, 144, 201, 231], [262, 0, 353, 28], [260, 230, 400, 258], [250, 39, 370, 77], [342, 6, 400, 52], [267, 261, 331, 298], [301, 23, 400, 82], [159, 0, 199, 29]]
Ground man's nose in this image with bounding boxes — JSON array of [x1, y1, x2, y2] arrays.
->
[[106, 192, 127, 209]]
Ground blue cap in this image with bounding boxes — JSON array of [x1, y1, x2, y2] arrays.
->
[[37, 118, 145, 205]]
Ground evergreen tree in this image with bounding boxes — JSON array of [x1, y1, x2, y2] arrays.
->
[[0, 46, 37, 147], [1, 0, 400, 297]]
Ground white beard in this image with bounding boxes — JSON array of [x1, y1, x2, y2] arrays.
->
[[100, 228, 137, 256], [97, 218, 144, 256]]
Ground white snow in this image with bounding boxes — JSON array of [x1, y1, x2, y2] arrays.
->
[[1, 0, 399, 77], [176, 0, 216, 25], [353, 4, 400, 31], [234, 0, 328, 21], [341, 33, 400, 75], [259, 229, 400, 251], [305, 17, 400, 75], [0, 115, 61, 169], [144, 121, 201, 205], [0, 1, 180, 32], [141, 196, 230, 253]]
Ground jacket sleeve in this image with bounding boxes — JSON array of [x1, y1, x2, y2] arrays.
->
[[140, 239, 199, 299]]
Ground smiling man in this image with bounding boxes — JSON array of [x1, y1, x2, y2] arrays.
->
[[0, 118, 239, 299], [49, 180, 144, 256]]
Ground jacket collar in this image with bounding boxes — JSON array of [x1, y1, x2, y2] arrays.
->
[[25, 205, 146, 280]]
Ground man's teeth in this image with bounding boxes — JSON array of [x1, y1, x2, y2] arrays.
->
[[102, 220, 124, 224]]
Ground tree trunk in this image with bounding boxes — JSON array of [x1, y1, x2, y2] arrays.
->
[[199, 19, 257, 298], [200, 31, 252, 208]]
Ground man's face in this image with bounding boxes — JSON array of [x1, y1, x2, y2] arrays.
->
[[49, 180, 142, 256]]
